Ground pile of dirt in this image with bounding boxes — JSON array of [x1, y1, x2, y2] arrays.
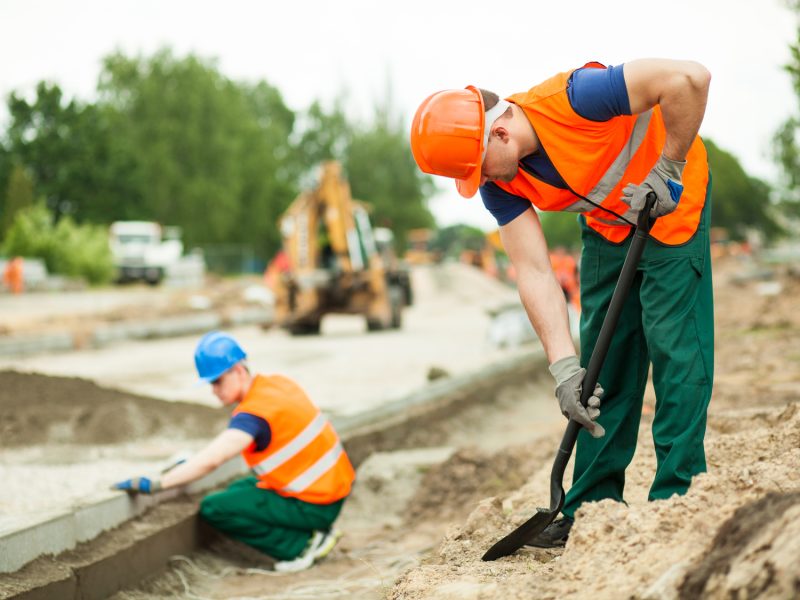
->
[[389, 261, 800, 600], [407, 440, 558, 524], [422, 262, 519, 309], [0, 370, 226, 447]]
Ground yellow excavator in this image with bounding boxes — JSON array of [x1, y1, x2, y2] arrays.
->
[[272, 161, 412, 335]]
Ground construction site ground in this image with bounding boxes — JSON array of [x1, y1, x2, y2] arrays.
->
[[1, 255, 799, 599]]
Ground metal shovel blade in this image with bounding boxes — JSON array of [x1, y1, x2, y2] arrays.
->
[[481, 506, 560, 561]]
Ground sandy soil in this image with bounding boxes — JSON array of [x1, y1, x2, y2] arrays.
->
[[0, 276, 265, 338], [388, 256, 800, 600], [0, 372, 227, 527], [112, 255, 800, 600], [4, 256, 798, 599]]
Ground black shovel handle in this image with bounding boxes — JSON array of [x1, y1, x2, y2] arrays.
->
[[480, 194, 657, 561], [549, 193, 657, 497]]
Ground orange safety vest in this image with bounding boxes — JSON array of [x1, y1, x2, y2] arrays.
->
[[549, 252, 580, 311], [498, 62, 709, 246], [3, 257, 23, 294], [234, 374, 355, 504]]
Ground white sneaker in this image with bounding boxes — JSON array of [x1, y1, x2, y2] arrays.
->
[[273, 529, 341, 573], [312, 528, 341, 560]]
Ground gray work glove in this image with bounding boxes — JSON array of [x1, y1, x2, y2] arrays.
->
[[549, 355, 605, 438], [621, 154, 686, 219]]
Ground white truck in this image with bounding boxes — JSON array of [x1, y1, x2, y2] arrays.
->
[[108, 221, 183, 285]]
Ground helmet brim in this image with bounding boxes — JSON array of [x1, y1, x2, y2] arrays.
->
[[455, 167, 482, 198]]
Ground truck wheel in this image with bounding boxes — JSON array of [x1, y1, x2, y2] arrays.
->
[[288, 321, 321, 336], [389, 284, 403, 329], [366, 318, 384, 332], [145, 268, 163, 286]]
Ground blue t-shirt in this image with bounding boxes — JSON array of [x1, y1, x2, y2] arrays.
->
[[229, 412, 272, 451], [480, 63, 632, 226]]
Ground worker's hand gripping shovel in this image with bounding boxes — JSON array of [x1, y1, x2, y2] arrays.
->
[[482, 193, 657, 561]]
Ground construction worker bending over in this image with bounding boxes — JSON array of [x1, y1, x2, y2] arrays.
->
[[410, 59, 713, 547], [113, 331, 355, 572]]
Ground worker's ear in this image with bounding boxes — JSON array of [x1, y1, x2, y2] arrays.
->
[[492, 125, 511, 143]]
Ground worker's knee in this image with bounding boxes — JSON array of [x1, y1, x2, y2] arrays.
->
[[199, 492, 228, 525]]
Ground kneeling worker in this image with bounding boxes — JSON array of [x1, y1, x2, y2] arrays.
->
[[113, 331, 355, 572]]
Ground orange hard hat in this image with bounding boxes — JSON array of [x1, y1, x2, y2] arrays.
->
[[410, 86, 485, 199]]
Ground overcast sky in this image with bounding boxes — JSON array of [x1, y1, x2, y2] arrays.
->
[[1, 0, 796, 229]]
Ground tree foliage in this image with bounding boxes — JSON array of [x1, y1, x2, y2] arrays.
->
[[772, 2, 800, 217], [429, 223, 486, 257], [97, 50, 299, 258], [345, 107, 435, 250], [538, 211, 582, 251], [0, 48, 436, 266], [704, 138, 780, 240], [1, 164, 36, 236], [2, 203, 114, 284], [5, 82, 121, 223]]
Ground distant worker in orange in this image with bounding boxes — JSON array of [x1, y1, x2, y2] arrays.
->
[[112, 331, 355, 572], [264, 250, 291, 291], [3, 257, 24, 294], [549, 247, 580, 312]]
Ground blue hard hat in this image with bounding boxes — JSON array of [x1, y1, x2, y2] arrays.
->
[[194, 331, 247, 383]]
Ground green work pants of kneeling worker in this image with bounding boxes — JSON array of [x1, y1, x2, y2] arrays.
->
[[563, 184, 714, 519], [200, 476, 345, 561]]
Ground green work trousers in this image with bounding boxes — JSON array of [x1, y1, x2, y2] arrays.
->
[[563, 183, 714, 519], [200, 476, 345, 560]]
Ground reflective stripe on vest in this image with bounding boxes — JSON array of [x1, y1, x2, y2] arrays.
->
[[252, 412, 328, 476], [583, 109, 652, 222], [282, 441, 345, 493], [516, 109, 653, 220], [529, 110, 651, 221]]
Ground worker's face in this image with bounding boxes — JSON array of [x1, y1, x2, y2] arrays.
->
[[479, 127, 519, 187], [211, 367, 242, 406]]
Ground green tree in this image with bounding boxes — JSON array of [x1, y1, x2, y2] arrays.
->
[[430, 223, 486, 258], [773, 1, 800, 217], [1, 164, 36, 237], [98, 49, 299, 259], [6, 82, 125, 223], [295, 99, 350, 167], [538, 211, 582, 251], [704, 138, 780, 240], [2, 202, 113, 284], [344, 108, 435, 250], [0, 143, 10, 230]]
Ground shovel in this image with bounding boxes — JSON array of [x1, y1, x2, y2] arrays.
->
[[482, 193, 657, 561]]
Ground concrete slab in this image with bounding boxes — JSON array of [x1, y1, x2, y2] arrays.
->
[[0, 308, 269, 358]]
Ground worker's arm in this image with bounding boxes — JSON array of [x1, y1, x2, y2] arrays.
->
[[112, 429, 253, 494], [499, 208, 575, 364], [160, 428, 253, 489], [624, 58, 710, 161], [500, 209, 605, 437], [620, 59, 711, 218]]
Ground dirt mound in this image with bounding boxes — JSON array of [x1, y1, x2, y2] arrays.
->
[[390, 265, 800, 600], [407, 441, 557, 524], [0, 370, 226, 446], [679, 491, 800, 598], [424, 263, 518, 308], [390, 399, 800, 600]]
